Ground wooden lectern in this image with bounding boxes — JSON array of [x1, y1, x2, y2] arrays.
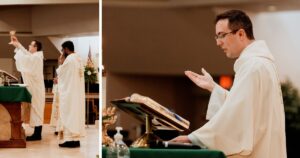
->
[[111, 93, 190, 148], [0, 86, 31, 148]]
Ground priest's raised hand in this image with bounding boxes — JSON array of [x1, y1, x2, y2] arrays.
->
[[8, 36, 21, 48], [184, 68, 216, 92], [58, 54, 65, 65]]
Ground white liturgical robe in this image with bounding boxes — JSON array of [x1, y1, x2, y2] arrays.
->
[[188, 40, 287, 158], [14, 45, 45, 127], [50, 84, 59, 127], [56, 53, 85, 141]]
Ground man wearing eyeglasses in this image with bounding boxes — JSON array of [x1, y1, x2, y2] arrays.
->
[[10, 36, 45, 141], [171, 10, 287, 158]]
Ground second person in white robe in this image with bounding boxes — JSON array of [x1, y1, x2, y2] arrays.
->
[[56, 41, 85, 148]]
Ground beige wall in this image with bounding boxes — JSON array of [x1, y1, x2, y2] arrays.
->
[[0, 58, 17, 76], [0, 0, 98, 5], [103, 6, 234, 76], [0, 6, 31, 32], [32, 4, 99, 36], [0, 4, 98, 60]]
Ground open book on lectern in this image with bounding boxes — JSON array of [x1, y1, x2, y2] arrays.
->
[[111, 93, 190, 132], [0, 70, 18, 82]]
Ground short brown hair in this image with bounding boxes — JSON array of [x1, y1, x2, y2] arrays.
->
[[33, 40, 42, 51], [215, 10, 254, 40]]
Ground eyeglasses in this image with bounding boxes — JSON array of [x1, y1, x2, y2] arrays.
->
[[214, 31, 237, 40]]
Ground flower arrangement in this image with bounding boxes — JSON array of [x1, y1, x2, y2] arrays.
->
[[102, 106, 117, 146], [84, 56, 98, 84]]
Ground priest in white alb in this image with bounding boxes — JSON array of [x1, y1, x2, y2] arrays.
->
[[50, 77, 59, 135], [10, 36, 45, 141], [56, 41, 85, 148], [171, 10, 287, 158]]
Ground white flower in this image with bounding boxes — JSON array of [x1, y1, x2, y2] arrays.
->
[[87, 71, 92, 75]]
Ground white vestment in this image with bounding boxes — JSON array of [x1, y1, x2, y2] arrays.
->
[[14, 46, 45, 127], [188, 40, 287, 158], [56, 53, 85, 142], [50, 84, 59, 127]]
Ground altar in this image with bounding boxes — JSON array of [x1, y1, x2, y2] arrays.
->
[[0, 86, 31, 148], [102, 147, 226, 158]]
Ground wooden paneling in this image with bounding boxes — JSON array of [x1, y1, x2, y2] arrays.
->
[[22, 102, 53, 124]]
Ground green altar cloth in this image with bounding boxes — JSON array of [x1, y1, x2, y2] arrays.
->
[[102, 147, 226, 158], [0, 86, 31, 102]]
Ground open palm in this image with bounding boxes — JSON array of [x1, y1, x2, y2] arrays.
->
[[185, 68, 215, 92]]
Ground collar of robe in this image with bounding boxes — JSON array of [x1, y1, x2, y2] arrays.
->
[[233, 40, 275, 73]]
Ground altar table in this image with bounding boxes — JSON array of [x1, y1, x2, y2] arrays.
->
[[0, 86, 31, 148]]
